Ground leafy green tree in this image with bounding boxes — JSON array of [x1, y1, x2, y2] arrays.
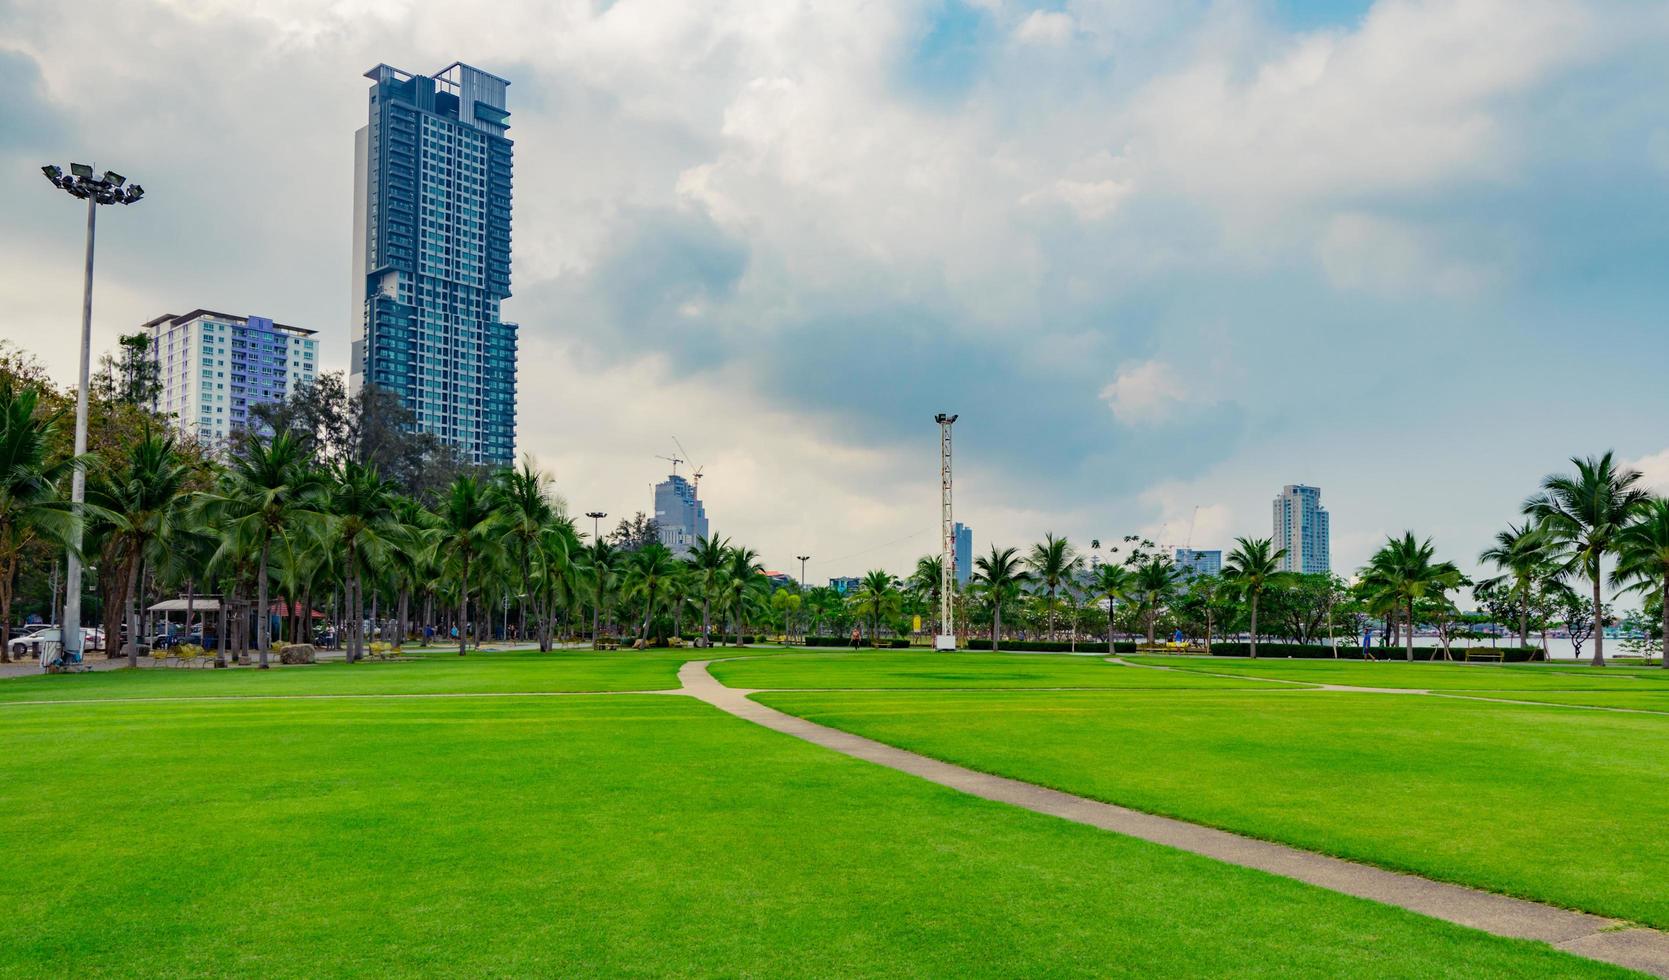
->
[[199, 432, 327, 668], [1130, 556, 1182, 648], [1087, 562, 1132, 654], [490, 459, 561, 643], [688, 534, 730, 644], [720, 546, 766, 646], [625, 543, 678, 644], [1477, 521, 1556, 649], [328, 461, 399, 663], [433, 475, 499, 656], [0, 379, 78, 662], [1524, 452, 1650, 666], [1222, 537, 1288, 660], [848, 569, 902, 643], [909, 554, 946, 633], [1613, 498, 1669, 669], [1026, 533, 1080, 638], [1359, 533, 1464, 662], [973, 546, 1028, 652]]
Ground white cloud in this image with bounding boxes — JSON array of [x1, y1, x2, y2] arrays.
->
[[1628, 448, 1669, 495], [1014, 11, 1075, 45], [1098, 360, 1198, 425]]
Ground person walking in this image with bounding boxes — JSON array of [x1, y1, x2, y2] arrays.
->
[[849, 626, 862, 650]]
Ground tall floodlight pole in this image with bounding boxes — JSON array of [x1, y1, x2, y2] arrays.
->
[[586, 511, 607, 543], [40, 164, 145, 669], [933, 413, 958, 651]]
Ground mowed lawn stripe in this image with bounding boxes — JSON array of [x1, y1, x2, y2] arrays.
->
[[0, 694, 1622, 977], [756, 687, 1669, 932], [712, 651, 1277, 690]]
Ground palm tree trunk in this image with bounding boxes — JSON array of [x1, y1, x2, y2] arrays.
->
[[1206, 605, 1214, 656], [1146, 609, 1155, 648], [1519, 592, 1530, 649], [1406, 599, 1415, 662], [1106, 598, 1116, 655], [1660, 578, 1668, 670], [1249, 595, 1258, 660], [458, 555, 470, 656], [702, 596, 711, 647], [257, 542, 272, 669], [215, 587, 228, 668], [1591, 572, 1605, 667], [993, 602, 1003, 653], [125, 551, 142, 668]]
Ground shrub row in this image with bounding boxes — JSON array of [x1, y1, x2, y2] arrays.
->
[[803, 635, 913, 648], [1205, 643, 1546, 662], [964, 639, 1139, 653]]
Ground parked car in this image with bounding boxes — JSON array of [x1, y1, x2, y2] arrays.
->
[[151, 632, 203, 650], [7, 627, 104, 659]]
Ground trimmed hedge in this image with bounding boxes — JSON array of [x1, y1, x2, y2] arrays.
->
[[964, 639, 1138, 653], [804, 636, 913, 648], [1206, 643, 1546, 662]]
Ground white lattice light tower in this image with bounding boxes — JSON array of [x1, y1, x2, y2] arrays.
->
[[934, 413, 958, 651]]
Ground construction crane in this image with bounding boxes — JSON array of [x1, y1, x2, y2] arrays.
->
[[672, 436, 705, 489], [655, 454, 683, 477]]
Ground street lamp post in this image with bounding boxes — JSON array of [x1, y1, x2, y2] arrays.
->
[[40, 164, 145, 669], [795, 555, 810, 643], [584, 512, 607, 649], [585, 511, 607, 544]]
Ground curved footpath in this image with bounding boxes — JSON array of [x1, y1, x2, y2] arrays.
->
[[678, 659, 1669, 977]]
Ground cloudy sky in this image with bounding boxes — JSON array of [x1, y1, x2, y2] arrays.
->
[[3, 0, 1668, 582]]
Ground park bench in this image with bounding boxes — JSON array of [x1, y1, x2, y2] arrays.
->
[[596, 639, 620, 651], [1463, 649, 1505, 662]]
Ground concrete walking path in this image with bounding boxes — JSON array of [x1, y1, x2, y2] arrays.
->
[[679, 659, 1669, 977]]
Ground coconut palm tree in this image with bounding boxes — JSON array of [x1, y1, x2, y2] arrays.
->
[[1026, 533, 1080, 638], [1359, 533, 1463, 662], [1222, 537, 1288, 660], [1613, 498, 1669, 669], [1130, 556, 1182, 649], [688, 533, 730, 645], [199, 432, 327, 668], [720, 546, 765, 646], [848, 569, 902, 644], [973, 546, 1028, 653], [1477, 521, 1555, 649], [490, 459, 559, 644], [1525, 452, 1649, 666], [583, 539, 622, 648], [432, 474, 499, 656], [909, 554, 946, 632], [0, 379, 78, 662], [625, 542, 678, 645], [1087, 562, 1132, 654], [327, 461, 398, 663]]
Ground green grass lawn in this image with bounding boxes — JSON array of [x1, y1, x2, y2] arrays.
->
[[710, 650, 1275, 689], [1127, 655, 1669, 691], [0, 691, 1615, 976], [756, 686, 1669, 931], [0, 649, 693, 703]]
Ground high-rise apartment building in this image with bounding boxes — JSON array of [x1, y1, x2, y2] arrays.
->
[[653, 473, 709, 557], [953, 521, 973, 585], [1273, 484, 1331, 574], [146, 310, 318, 447], [1174, 548, 1222, 577], [352, 62, 517, 467], [829, 576, 862, 596]]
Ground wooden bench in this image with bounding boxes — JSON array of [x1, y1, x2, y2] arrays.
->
[[1464, 649, 1505, 662], [595, 639, 620, 651]]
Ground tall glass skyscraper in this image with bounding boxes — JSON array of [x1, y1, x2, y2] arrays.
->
[[1273, 484, 1331, 574], [352, 62, 517, 467], [654, 473, 709, 557], [953, 521, 973, 585]]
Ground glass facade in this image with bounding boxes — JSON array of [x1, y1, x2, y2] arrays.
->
[[953, 521, 973, 585], [1174, 548, 1222, 577], [353, 62, 517, 467], [1272, 485, 1331, 574], [653, 473, 709, 557]]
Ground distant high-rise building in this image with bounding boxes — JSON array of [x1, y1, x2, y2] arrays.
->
[[1273, 484, 1331, 574], [146, 310, 318, 447], [1174, 548, 1222, 577], [352, 62, 517, 467], [653, 473, 708, 557], [829, 576, 861, 596], [953, 522, 973, 585]]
